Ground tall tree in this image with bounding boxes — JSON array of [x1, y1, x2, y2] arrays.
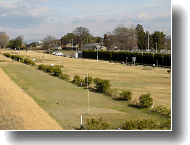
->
[[42, 35, 57, 49], [103, 34, 109, 48], [0, 31, 10, 48], [135, 24, 145, 50], [15, 35, 24, 44], [151, 31, 166, 50], [73, 27, 90, 48]]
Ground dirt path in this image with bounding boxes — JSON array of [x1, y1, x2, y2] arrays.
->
[[0, 68, 63, 130]]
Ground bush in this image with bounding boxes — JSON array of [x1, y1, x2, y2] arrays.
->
[[59, 74, 70, 81], [135, 63, 138, 66], [96, 79, 111, 93], [86, 117, 110, 130], [119, 91, 132, 101], [46, 65, 54, 73], [84, 75, 93, 86], [139, 93, 153, 108], [114, 60, 118, 63], [143, 64, 146, 67], [53, 67, 62, 76], [3, 53, 11, 58], [106, 89, 120, 99], [93, 77, 101, 85], [73, 75, 81, 84], [150, 105, 171, 118], [38, 64, 45, 70], [23, 58, 36, 65], [159, 119, 171, 130], [167, 70, 171, 73], [121, 119, 159, 130], [109, 60, 113, 63]]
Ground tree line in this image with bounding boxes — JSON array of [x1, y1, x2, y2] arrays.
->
[[1, 23, 171, 50]]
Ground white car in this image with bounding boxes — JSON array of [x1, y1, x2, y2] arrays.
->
[[56, 52, 63, 56], [52, 52, 57, 55]]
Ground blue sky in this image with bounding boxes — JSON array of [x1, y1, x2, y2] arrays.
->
[[0, 0, 171, 41]]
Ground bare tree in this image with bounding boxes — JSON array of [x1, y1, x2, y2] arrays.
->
[[42, 35, 57, 49], [112, 24, 131, 50], [0, 31, 10, 48], [127, 24, 138, 50], [15, 35, 24, 44], [73, 27, 90, 48]]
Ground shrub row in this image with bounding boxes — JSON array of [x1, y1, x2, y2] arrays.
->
[[3, 53, 11, 58], [150, 105, 171, 118], [38, 64, 62, 76], [23, 58, 36, 66], [120, 119, 171, 130], [82, 50, 171, 66]]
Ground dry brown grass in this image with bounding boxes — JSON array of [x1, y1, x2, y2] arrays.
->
[[1, 50, 171, 109], [0, 68, 64, 130]]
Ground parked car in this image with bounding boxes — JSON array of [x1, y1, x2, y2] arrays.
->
[[52, 52, 57, 55], [56, 52, 63, 56]]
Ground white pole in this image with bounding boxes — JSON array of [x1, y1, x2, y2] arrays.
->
[[87, 74, 89, 111], [81, 115, 83, 129], [97, 46, 98, 61]]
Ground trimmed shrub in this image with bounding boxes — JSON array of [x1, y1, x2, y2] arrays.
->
[[167, 70, 171, 73], [106, 89, 120, 99], [24, 58, 35, 65], [150, 105, 171, 118], [73, 75, 81, 84], [93, 77, 101, 85], [135, 63, 138, 66], [159, 119, 171, 130], [119, 91, 132, 101], [139, 93, 153, 108], [109, 60, 113, 63], [86, 117, 110, 130], [96, 79, 111, 93], [53, 67, 62, 76], [84, 75, 93, 86], [143, 64, 146, 67], [59, 74, 70, 81], [114, 60, 118, 63], [3, 53, 11, 58], [38, 64, 45, 70], [121, 119, 159, 130]]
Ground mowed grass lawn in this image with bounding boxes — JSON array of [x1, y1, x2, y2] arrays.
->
[[8, 50, 171, 109], [2, 62, 170, 130]]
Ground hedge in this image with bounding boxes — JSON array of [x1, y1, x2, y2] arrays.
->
[[82, 50, 171, 66]]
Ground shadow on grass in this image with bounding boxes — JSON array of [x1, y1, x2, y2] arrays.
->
[[128, 104, 142, 109]]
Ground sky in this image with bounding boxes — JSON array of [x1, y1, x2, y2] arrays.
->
[[0, 0, 171, 42]]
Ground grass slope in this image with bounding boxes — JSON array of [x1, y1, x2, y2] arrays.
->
[[2, 63, 169, 129]]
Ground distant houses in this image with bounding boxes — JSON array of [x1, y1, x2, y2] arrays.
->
[[26, 41, 43, 49]]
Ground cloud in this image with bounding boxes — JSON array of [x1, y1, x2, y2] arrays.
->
[[71, 19, 97, 24], [138, 13, 146, 18]]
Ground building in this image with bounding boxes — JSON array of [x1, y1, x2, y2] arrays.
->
[[51, 46, 62, 50]]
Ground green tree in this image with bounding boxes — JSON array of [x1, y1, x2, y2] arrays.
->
[[103, 34, 109, 48], [13, 40, 22, 49], [32, 42, 36, 48], [151, 31, 166, 50], [135, 24, 145, 50]]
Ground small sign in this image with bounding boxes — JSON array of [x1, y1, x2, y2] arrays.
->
[[33, 59, 35, 61], [153, 64, 155, 67], [51, 64, 54, 66], [132, 57, 136, 62]]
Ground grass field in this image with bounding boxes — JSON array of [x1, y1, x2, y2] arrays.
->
[[4, 50, 171, 108], [0, 50, 171, 130]]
